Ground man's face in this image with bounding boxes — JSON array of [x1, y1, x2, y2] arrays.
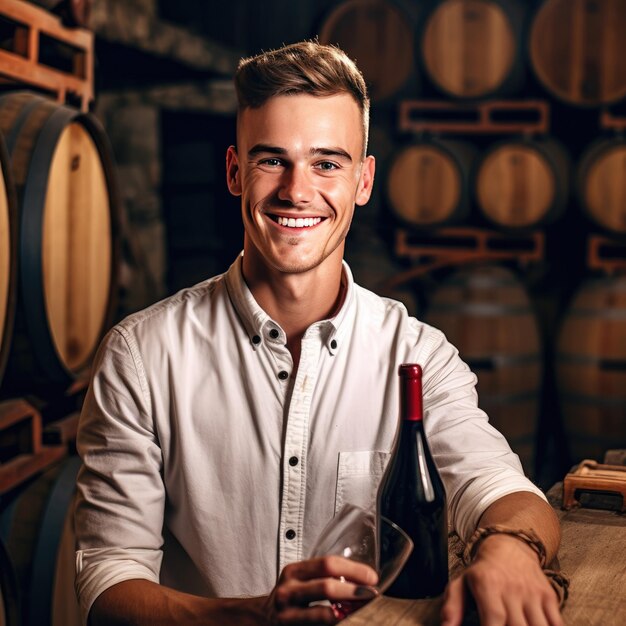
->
[[226, 93, 375, 276]]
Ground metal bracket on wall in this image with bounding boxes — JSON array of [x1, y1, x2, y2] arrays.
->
[[399, 100, 550, 135], [384, 227, 545, 288], [587, 234, 626, 275], [0, 398, 66, 495], [599, 111, 626, 131]]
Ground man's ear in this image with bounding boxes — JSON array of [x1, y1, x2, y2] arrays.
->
[[355, 155, 376, 206], [226, 145, 242, 196]]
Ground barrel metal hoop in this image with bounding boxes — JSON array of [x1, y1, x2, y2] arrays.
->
[[466, 353, 541, 368], [480, 390, 539, 406], [0, 538, 20, 626], [20, 103, 79, 384], [28, 456, 81, 626], [0, 134, 19, 385], [429, 302, 531, 316], [2, 95, 46, 157], [560, 392, 626, 407]]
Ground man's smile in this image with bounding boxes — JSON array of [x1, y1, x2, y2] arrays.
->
[[269, 215, 325, 228]]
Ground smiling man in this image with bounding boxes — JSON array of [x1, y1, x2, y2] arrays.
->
[[75, 42, 564, 626]]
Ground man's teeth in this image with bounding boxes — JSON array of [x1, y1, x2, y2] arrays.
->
[[277, 216, 322, 228]]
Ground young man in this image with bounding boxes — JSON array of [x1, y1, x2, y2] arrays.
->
[[75, 41, 563, 625]]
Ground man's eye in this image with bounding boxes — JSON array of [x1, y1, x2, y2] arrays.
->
[[316, 161, 338, 171], [260, 158, 282, 167]]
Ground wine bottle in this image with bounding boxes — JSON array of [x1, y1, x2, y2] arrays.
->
[[378, 363, 448, 598]]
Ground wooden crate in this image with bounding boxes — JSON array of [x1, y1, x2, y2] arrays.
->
[[0, 0, 93, 111], [0, 398, 66, 495]]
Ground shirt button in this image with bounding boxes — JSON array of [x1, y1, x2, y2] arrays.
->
[[278, 370, 289, 380], [286, 529, 296, 540], [289, 456, 299, 466], [330, 339, 337, 349], [269, 328, 279, 339], [252, 335, 261, 344]]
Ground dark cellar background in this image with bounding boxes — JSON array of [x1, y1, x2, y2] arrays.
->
[[4, 0, 626, 491]]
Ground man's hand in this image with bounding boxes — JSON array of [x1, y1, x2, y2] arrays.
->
[[89, 558, 377, 626], [263, 555, 378, 625], [440, 534, 564, 626]]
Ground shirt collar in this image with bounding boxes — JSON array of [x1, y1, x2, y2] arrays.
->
[[224, 254, 356, 354]]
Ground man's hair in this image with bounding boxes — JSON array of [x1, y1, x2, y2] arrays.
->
[[234, 40, 370, 156]]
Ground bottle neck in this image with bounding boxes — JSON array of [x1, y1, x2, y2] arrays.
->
[[400, 375, 423, 422]]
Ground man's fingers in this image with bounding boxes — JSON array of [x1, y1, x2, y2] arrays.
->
[[522, 601, 552, 626], [543, 593, 565, 626], [282, 556, 378, 586], [467, 575, 507, 626], [278, 577, 376, 608], [440, 576, 465, 626]]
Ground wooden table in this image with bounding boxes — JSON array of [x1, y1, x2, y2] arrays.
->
[[345, 483, 626, 625]]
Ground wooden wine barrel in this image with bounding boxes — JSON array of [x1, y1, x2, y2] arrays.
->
[[530, 0, 626, 107], [386, 139, 476, 228], [425, 265, 542, 476], [319, 0, 415, 102], [419, 0, 525, 99], [0, 456, 81, 626], [0, 92, 120, 390], [0, 134, 18, 390], [556, 277, 626, 463], [475, 138, 570, 230], [577, 138, 626, 235]]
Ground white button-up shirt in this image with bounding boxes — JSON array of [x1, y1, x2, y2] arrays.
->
[[75, 255, 545, 622]]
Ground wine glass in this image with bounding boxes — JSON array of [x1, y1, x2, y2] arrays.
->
[[309, 503, 414, 619]]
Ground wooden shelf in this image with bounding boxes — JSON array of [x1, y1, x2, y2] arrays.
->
[[380, 227, 544, 289], [0, 0, 93, 110], [399, 100, 550, 135], [587, 234, 626, 275], [0, 398, 66, 494]]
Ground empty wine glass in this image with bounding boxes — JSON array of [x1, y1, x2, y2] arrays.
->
[[309, 503, 414, 619]]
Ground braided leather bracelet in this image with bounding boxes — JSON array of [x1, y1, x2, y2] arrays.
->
[[461, 525, 570, 608]]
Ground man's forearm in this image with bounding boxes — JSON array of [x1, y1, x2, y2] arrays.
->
[[477, 491, 561, 562], [89, 579, 269, 626]]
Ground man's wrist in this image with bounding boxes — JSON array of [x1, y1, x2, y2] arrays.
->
[[462, 525, 547, 567], [461, 525, 570, 609]]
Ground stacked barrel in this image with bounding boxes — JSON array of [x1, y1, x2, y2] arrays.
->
[[0, 91, 120, 625], [0, 92, 120, 394], [0, 2, 121, 624], [320, 0, 626, 477]]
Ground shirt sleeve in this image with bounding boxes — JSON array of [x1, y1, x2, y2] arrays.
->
[[418, 325, 547, 542], [74, 326, 164, 624]]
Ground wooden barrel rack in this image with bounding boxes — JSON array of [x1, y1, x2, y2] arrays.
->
[[0, 399, 66, 496], [0, 0, 93, 112], [399, 99, 549, 135]]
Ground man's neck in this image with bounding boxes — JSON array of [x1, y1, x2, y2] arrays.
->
[[241, 251, 346, 367]]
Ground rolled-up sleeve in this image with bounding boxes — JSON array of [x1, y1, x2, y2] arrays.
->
[[74, 327, 164, 623], [419, 327, 546, 542]]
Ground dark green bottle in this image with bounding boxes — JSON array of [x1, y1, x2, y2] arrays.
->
[[379, 363, 448, 598]]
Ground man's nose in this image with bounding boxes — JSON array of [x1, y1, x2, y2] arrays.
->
[[277, 165, 314, 204]]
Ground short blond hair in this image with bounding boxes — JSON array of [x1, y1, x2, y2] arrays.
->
[[234, 41, 370, 156]]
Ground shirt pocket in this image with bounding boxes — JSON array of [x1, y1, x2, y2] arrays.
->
[[335, 450, 391, 515]]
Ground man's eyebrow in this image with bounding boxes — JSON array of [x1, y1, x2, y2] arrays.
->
[[311, 147, 353, 162], [248, 144, 287, 156], [247, 144, 353, 162]]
